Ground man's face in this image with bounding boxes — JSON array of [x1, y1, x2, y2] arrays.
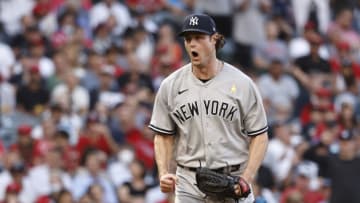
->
[[339, 139, 356, 157], [183, 32, 216, 67], [338, 9, 353, 29], [269, 62, 283, 78]]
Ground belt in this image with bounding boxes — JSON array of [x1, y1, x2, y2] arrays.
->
[[177, 163, 241, 173]]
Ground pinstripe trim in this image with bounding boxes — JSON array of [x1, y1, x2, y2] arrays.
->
[[148, 124, 175, 135], [247, 126, 268, 137]]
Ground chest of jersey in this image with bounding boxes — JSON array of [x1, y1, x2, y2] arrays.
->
[[167, 71, 251, 167], [170, 85, 240, 125]]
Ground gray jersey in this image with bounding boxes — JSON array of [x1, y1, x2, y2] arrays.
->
[[149, 63, 267, 169]]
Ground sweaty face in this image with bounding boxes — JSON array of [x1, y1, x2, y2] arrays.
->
[[183, 32, 216, 67]]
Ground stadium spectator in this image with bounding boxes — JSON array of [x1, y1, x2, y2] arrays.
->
[[0, 74, 16, 116], [327, 8, 360, 62], [325, 130, 360, 203], [253, 20, 289, 71], [51, 70, 90, 116], [291, 0, 330, 34], [71, 148, 117, 203], [280, 161, 325, 203], [117, 159, 153, 203], [0, 2, 360, 203], [16, 65, 50, 116], [257, 58, 299, 124], [263, 122, 297, 184]]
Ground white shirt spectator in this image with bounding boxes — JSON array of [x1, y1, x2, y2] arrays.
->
[[289, 37, 329, 60], [258, 74, 299, 107], [254, 40, 289, 68], [291, 0, 330, 34], [21, 165, 73, 203], [0, 43, 16, 79], [99, 91, 125, 109], [145, 186, 168, 203], [131, 16, 158, 34], [38, 57, 56, 78], [31, 113, 83, 145], [261, 188, 279, 203], [263, 138, 296, 183], [296, 161, 321, 191], [51, 84, 90, 115], [0, 0, 35, 36], [257, 72, 299, 123], [0, 170, 12, 201], [107, 161, 132, 187], [196, 0, 233, 15], [71, 169, 117, 203], [38, 12, 58, 37], [107, 149, 134, 187], [334, 91, 358, 113], [90, 1, 131, 36], [233, 0, 269, 46], [0, 170, 34, 203], [0, 79, 16, 115], [10, 57, 55, 79], [18, 176, 34, 203], [135, 34, 155, 72]]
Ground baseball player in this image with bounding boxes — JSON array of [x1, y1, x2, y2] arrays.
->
[[149, 13, 269, 203]]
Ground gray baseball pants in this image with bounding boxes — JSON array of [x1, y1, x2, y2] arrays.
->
[[174, 166, 255, 203]]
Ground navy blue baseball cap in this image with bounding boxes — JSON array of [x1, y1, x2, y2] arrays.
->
[[179, 14, 217, 36]]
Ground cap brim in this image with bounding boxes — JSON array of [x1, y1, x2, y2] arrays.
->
[[178, 29, 213, 36]]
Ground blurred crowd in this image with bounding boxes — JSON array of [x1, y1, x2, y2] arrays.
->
[[0, 0, 360, 203]]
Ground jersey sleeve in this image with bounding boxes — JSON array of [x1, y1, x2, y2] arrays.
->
[[148, 80, 176, 135], [243, 80, 268, 137]]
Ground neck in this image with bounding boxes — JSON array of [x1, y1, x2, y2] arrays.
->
[[192, 58, 222, 80], [272, 74, 281, 81]]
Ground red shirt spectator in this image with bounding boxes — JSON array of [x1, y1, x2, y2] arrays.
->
[[32, 139, 55, 165], [9, 124, 34, 167], [125, 128, 154, 170], [281, 187, 325, 203], [5, 182, 21, 194], [0, 182, 22, 203], [76, 133, 112, 157], [76, 113, 118, 157]]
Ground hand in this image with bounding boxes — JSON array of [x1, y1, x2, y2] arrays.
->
[[234, 184, 241, 196], [159, 173, 177, 193], [234, 176, 251, 197]]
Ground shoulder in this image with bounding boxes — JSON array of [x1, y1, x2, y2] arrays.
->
[[223, 63, 251, 79], [223, 62, 255, 86]]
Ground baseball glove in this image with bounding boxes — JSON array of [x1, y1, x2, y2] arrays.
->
[[195, 167, 250, 200]]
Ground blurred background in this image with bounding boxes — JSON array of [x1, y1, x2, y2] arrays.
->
[[0, 0, 360, 203]]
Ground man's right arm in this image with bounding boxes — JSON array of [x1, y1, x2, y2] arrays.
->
[[154, 134, 177, 193], [154, 134, 174, 177]]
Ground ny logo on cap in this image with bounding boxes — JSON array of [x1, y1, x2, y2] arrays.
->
[[189, 16, 199, 26]]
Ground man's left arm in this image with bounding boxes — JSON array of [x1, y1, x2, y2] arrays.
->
[[240, 79, 269, 183], [242, 132, 268, 183]]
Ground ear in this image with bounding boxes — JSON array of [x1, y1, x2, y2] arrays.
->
[[210, 34, 217, 45]]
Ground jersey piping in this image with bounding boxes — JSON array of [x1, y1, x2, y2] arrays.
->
[[148, 124, 176, 135], [247, 126, 268, 137]]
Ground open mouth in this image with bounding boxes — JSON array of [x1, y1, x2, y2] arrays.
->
[[191, 51, 199, 58]]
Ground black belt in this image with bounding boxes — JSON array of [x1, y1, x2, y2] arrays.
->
[[177, 163, 241, 173]]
